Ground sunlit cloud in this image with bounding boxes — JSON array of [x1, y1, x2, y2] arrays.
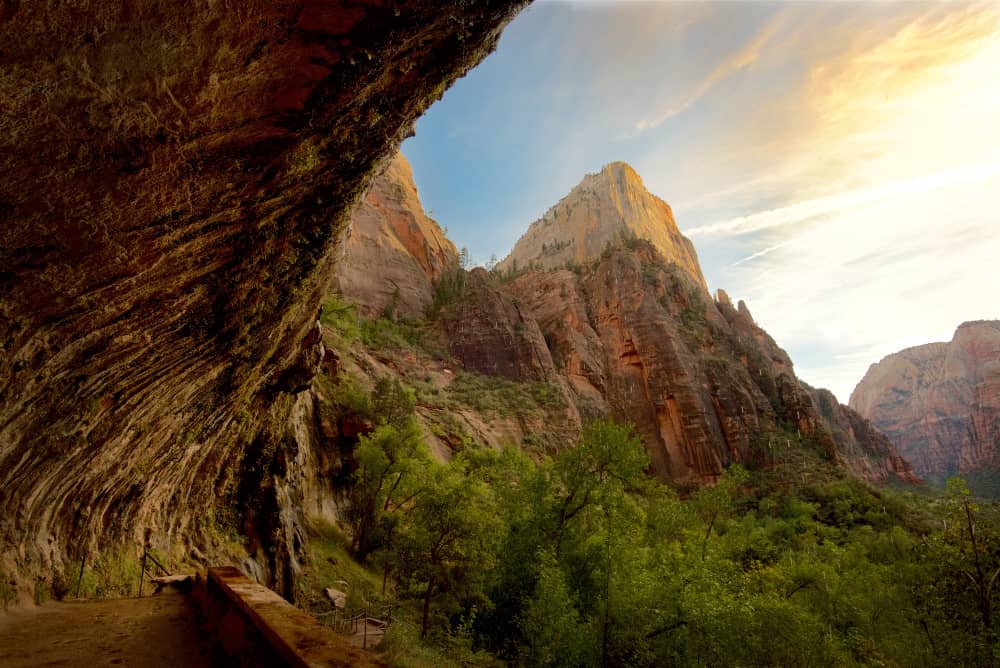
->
[[687, 161, 1000, 239]]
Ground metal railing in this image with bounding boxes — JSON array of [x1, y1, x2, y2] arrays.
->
[[317, 604, 395, 649], [138, 546, 170, 597]]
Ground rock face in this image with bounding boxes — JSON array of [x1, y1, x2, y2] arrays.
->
[[0, 1, 525, 600], [850, 321, 1000, 477], [346, 161, 914, 486], [496, 162, 707, 290], [334, 153, 458, 319], [447, 268, 556, 382], [502, 243, 916, 484]]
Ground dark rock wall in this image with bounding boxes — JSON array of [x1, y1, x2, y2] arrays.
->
[[0, 1, 525, 597]]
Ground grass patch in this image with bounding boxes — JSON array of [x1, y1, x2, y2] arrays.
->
[[445, 372, 564, 417], [322, 293, 445, 357], [299, 519, 385, 613]]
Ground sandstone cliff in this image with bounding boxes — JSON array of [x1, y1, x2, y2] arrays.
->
[[496, 162, 707, 290], [850, 321, 1000, 478], [501, 243, 916, 484], [329, 161, 915, 487], [0, 1, 525, 601], [334, 153, 458, 319]]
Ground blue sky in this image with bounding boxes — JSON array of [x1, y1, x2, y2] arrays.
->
[[403, 0, 1000, 402]]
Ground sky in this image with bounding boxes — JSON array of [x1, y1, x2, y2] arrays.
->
[[402, 0, 1000, 403]]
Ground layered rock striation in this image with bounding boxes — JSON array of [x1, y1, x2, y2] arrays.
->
[[0, 1, 525, 600], [850, 321, 1000, 477], [334, 153, 458, 319]]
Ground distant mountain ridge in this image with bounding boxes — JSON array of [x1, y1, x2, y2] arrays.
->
[[851, 320, 1000, 483], [497, 162, 707, 290]]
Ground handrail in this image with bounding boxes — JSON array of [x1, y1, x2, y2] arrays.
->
[[322, 604, 396, 648], [138, 546, 170, 597]]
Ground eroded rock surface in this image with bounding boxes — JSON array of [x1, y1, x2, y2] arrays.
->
[[497, 162, 706, 289], [505, 243, 916, 484], [850, 321, 1000, 477], [337, 160, 916, 486], [447, 268, 556, 382], [334, 153, 458, 319], [0, 1, 525, 599]]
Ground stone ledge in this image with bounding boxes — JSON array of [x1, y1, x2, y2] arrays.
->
[[195, 566, 384, 667]]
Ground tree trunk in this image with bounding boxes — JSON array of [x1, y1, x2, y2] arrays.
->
[[421, 576, 436, 639], [701, 513, 717, 561]]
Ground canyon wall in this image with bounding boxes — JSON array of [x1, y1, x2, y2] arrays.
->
[[0, 1, 525, 599], [333, 153, 458, 319], [332, 160, 918, 487]]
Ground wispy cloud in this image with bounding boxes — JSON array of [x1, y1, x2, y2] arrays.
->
[[687, 161, 1000, 239], [634, 8, 795, 132]]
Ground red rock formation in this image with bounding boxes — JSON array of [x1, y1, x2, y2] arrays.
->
[[504, 241, 916, 485], [497, 162, 707, 290], [334, 153, 458, 319], [488, 164, 916, 485], [850, 321, 1000, 477], [0, 1, 525, 599], [447, 268, 556, 382]]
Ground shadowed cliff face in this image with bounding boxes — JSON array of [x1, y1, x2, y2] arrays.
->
[[850, 321, 1000, 478], [0, 1, 525, 598]]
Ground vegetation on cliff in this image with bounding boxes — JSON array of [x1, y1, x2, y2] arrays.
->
[[302, 375, 1000, 667]]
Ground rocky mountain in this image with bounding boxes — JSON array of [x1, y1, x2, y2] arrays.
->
[[850, 321, 1000, 481], [496, 162, 707, 290], [330, 161, 917, 487], [334, 153, 458, 319]]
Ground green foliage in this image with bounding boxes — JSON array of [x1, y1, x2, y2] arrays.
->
[[391, 461, 504, 638], [348, 421, 432, 559], [299, 519, 383, 612], [0, 569, 15, 610], [427, 266, 467, 319], [445, 371, 564, 417], [321, 293, 361, 340], [322, 292, 431, 352], [328, 412, 998, 666]]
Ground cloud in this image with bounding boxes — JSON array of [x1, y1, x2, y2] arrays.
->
[[686, 161, 1000, 239], [634, 7, 795, 132]]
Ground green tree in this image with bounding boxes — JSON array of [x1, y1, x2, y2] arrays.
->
[[692, 464, 749, 561], [348, 421, 431, 559], [393, 463, 504, 638], [549, 420, 651, 558], [520, 550, 591, 667]]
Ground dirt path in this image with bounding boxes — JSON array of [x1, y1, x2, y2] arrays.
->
[[0, 589, 225, 667]]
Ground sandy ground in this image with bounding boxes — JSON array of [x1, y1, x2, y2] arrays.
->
[[0, 589, 226, 667]]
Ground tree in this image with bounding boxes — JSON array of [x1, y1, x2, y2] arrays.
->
[[520, 550, 591, 667], [393, 463, 504, 638], [369, 376, 415, 429], [692, 464, 749, 561], [549, 420, 651, 558], [347, 421, 432, 559]]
